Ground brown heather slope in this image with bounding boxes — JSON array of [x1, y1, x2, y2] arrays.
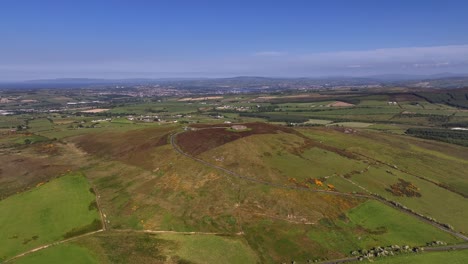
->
[[0, 142, 86, 199], [71, 126, 175, 170], [177, 122, 296, 156]]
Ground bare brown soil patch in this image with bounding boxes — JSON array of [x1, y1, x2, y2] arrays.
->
[[327, 101, 355, 107], [177, 123, 296, 156], [386, 178, 421, 197]]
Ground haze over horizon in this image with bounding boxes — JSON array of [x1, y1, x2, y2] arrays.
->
[[1, 0, 468, 81]]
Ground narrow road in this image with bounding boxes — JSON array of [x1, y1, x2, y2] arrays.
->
[[170, 130, 468, 242], [113, 229, 244, 236], [92, 185, 108, 230], [89, 184, 108, 231]]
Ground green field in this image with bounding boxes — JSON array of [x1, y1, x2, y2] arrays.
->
[[307, 200, 461, 256], [158, 233, 259, 264], [299, 128, 468, 232], [11, 233, 258, 264], [12, 244, 99, 264], [0, 173, 101, 261], [27, 118, 54, 133], [351, 167, 468, 233], [329, 122, 373, 128]]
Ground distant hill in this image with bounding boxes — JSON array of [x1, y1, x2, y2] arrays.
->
[[1, 73, 467, 89], [403, 76, 468, 88]]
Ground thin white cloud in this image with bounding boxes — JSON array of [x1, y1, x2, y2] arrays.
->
[[413, 62, 450, 68], [253, 51, 287, 57], [1, 45, 468, 79], [347, 65, 363, 68], [243, 44, 468, 75]]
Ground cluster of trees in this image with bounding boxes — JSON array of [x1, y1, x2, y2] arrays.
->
[[144, 107, 168, 113], [395, 113, 452, 123], [239, 112, 309, 123], [443, 121, 468, 128], [417, 92, 468, 109], [406, 128, 468, 147]]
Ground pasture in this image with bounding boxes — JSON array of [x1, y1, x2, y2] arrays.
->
[[12, 244, 99, 264], [158, 233, 259, 264], [306, 200, 461, 257], [0, 173, 101, 260]]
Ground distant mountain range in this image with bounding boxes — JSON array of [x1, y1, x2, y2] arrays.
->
[[1, 73, 467, 89]]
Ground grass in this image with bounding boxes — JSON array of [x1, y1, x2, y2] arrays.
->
[[0, 173, 101, 260], [329, 122, 373, 128], [110, 118, 134, 124], [108, 101, 199, 115], [305, 119, 334, 125], [0, 133, 50, 146], [266, 146, 366, 181], [13, 134, 50, 145], [159, 233, 259, 264], [37, 119, 166, 140], [12, 244, 99, 264], [199, 132, 366, 185], [351, 167, 468, 233], [57, 231, 258, 264], [27, 118, 54, 133], [347, 200, 460, 244], [307, 200, 461, 256], [299, 128, 468, 231], [363, 250, 468, 264], [0, 116, 25, 128]]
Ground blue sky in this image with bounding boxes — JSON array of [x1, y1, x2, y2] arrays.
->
[[1, 0, 468, 80]]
